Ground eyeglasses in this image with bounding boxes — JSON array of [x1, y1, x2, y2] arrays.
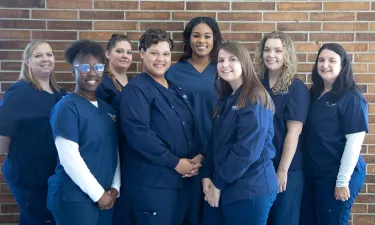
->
[[73, 64, 105, 73]]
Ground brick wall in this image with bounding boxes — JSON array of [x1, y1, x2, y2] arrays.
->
[[0, 0, 374, 224]]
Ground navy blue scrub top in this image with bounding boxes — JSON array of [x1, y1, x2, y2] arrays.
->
[[262, 74, 310, 171], [304, 90, 368, 179], [120, 73, 199, 189], [203, 87, 278, 205], [0, 80, 65, 188], [49, 93, 118, 202], [166, 61, 217, 154], [96, 73, 132, 113]]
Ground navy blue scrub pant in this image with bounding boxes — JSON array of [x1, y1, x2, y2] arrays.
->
[[113, 180, 201, 225], [267, 170, 304, 225], [202, 193, 277, 225], [299, 168, 365, 225], [6, 183, 55, 225]]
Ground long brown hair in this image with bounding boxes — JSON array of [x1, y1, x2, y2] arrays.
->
[[214, 41, 274, 118], [254, 31, 297, 95], [19, 40, 61, 92], [105, 34, 131, 92]]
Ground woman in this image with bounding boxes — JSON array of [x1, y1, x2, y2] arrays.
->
[[300, 43, 367, 225], [202, 41, 278, 225], [119, 29, 201, 225], [254, 31, 309, 225], [0, 40, 65, 225], [48, 40, 120, 225], [96, 33, 133, 113], [166, 18, 223, 223]]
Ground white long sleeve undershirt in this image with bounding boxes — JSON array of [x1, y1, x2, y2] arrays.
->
[[336, 131, 366, 188]]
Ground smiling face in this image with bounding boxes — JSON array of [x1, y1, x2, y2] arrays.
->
[[140, 41, 171, 79], [106, 40, 133, 71], [189, 23, 214, 60], [74, 54, 104, 95], [27, 43, 55, 79], [317, 49, 342, 85], [217, 49, 243, 88], [263, 38, 285, 74]]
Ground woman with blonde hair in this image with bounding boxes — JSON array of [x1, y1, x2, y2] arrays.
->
[[0, 40, 66, 225], [255, 31, 309, 225]]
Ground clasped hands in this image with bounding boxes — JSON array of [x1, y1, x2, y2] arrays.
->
[[175, 154, 203, 178], [98, 187, 118, 210], [202, 178, 221, 208]]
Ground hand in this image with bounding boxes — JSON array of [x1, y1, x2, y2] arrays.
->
[[190, 154, 203, 165], [175, 158, 195, 175], [276, 170, 288, 193], [107, 187, 118, 206], [202, 178, 213, 195], [98, 191, 113, 210], [204, 184, 221, 207], [335, 186, 350, 201], [182, 154, 203, 178]]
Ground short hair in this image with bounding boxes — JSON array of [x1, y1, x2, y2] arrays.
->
[[139, 29, 174, 52], [64, 40, 106, 65]]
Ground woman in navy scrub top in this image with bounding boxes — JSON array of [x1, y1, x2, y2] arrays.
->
[[48, 40, 120, 225], [300, 43, 368, 225], [119, 29, 201, 225], [255, 31, 309, 225], [0, 40, 65, 225], [202, 41, 278, 225], [96, 34, 133, 113]]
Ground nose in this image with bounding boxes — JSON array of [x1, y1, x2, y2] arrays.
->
[[222, 60, 229, 67], [87, 65, 96, 76], [42, 54, 49, 61]]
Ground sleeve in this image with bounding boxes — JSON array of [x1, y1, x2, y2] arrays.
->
[[111, 150, 121, 197], [55, 136, 105, 202], [0, 83, 26, 136], [213, 104, 270, 190], [336, 132, 366, 187], [284, 80, 310, 123], [201, 127, 214, 179], [50, 100, 79, 142], [120, 84, 180, 168], [342, 94, 368, 134]]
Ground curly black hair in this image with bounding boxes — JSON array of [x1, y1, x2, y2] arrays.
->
[[139, 29, 174, 52], [64, 40, 106, 65]]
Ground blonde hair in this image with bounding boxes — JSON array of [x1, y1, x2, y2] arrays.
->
[[19, 40, 61, 92], [254, 31, 297, 95]]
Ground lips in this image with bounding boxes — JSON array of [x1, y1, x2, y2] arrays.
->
[[86, 79, 99, 86], [153, 64, 164, 68]]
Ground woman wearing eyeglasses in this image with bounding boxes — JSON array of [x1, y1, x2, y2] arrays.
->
[[47, 40, 120, 225]]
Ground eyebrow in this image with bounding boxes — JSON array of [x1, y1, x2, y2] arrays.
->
[[192, 32, 212, 35]]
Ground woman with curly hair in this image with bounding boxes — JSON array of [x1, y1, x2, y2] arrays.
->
[[254, 31, 309, 225]]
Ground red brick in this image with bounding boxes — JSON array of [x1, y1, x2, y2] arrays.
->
[[48, 41, 72, 51], [80, 11, 124, 20], [277, 2, 321, 11], [369, 184, 375, 193], [323, 23, 368, 31], [54, 62, 72, 71], [47, 21, 92, 30], [352, 215, 375, 224], [0, 194, 16, 203], [352, 64, 368, 73], [365, 135, 375, 144], [55, 72, 75, 82], [242, 43, 258, 52], [172, 12, 215, 21], [0, 30, 30, 39], [0, 215, 18, 223], [357, 33, 375, 42], [0, 51, 22, 60], [0, 20, 45, 29], [47, 0, 93, 9], [231, 23, 275, 32], [295, 43, 321, 52], [352, 204, 367, 213], [324, 2, 370, 11], [297, 54, 307, 62], [297, 63, 314, 73], [0, 9, 29, 18], [264, 12, 308, 21], [369, 205, 375, 213], [94, 1, 138, 10], [218, 23, 230, 32], [358, 12, 375, 21], [311, 12, 355, 21], [187, 2, 229, 10], [126, 32, 144, 42], [1, 204, 19, 213], [340, 43, 369, 52], [277, 23, 321, 31], [94, 21, 137, 31], [221, 33, 261, 42], [370, 65, 375, 73], [355, 54, 375, 63], [80, 32, 123, 41], [171, 32, 183, 41], [141, 1, 184, 10], [58, 83, 75, 92], [218, 12, 261, 21], [32, 31, 77, 41], [359, 85, 368, 94], [310, 33, 354, 42], [368, 165, 375, 174], [128, 11, 170, 20], [0, 184, 10, 193], [232, 2, 275, 10], [370, 43, 375, 52], [140, 22, 184, 31], [32, 10, 77, 19], [0, 72, 19, 81], [1, 62, 21, 70], [285, 33, 308, 42], [356, 75, 375, 83]]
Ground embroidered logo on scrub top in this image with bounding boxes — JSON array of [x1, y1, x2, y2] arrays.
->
[[325, 102, 336, 107], [108, 113, 116, 122], [232, 105, 239, 110], [182, 94, 188, 100], [278, 90, 289, 95]]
